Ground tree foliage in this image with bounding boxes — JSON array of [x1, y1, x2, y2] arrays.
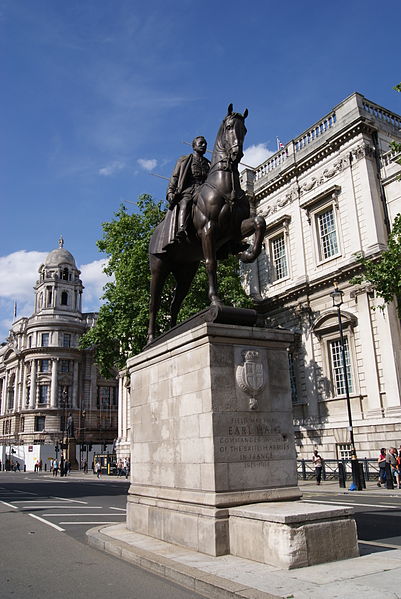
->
[[353, 214, 401, 317], [80, 194, 253, 377]]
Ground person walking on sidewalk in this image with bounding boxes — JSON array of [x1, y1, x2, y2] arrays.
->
[[312, 450, 323, 485], [377, 447, 387, 486], [94, 461, 101, 478]]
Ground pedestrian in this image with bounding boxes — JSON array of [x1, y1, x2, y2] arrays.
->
[[83, 459, 88, 474], [386, 447, 400, 488], [52, 458, 59, 476], [94, 461, 101, 478], [124, 457, 130, 480], [117, 459, 123, 477], [377, 447, 387, 486], [312, 449, 323, 485]]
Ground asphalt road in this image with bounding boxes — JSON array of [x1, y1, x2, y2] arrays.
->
[[302, 487, 401, 550], [0, 471, 205, 599]]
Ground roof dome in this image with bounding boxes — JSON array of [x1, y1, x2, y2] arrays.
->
[[44, 236, 77, 268]]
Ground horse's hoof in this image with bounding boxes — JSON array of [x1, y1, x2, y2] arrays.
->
[[210, 297, 223, 306], [239, 250, 255, 263]]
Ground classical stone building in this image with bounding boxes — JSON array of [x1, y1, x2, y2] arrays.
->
[[0, 239, 118, 471], [241, 92, 401, 460], [115, 92, 401, 465]]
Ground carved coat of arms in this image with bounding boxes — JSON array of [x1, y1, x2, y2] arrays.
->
[[235, 350, 266, 410]]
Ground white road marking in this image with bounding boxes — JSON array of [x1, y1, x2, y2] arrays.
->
[[303, 499, 400, 509], [110, 507, 126, 511], [59, 521, 118, 525], [28, 513, 65, 532], [0, 500, 18, 509], [18, 506, 100, 510], [359, 539, 401, 549], [51, 496, 88, 504], [12, 500, 67, 503], [43, 513, 126, 516]]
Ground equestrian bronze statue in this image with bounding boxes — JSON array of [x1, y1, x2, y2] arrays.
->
[[147, 104, 266, 344]]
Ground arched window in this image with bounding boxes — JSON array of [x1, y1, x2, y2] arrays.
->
[[61, 291, 68, 306], [62, 267, 69, 281]]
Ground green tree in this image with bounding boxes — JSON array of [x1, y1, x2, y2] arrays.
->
[[80, 194, 252, 377], [353, 214, 401, 317]]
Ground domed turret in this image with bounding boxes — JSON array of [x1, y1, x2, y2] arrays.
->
[[34, 237, 84, 316]]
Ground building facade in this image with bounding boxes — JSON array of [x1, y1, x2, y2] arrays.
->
[[241, 92, 401, 460], [0, 239, 118, 471], [115, 92, 401, 465]]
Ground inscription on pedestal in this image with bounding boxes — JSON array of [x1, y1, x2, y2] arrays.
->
[[215, 414, 291, 465]]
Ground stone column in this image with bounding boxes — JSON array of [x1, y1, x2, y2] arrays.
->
[[118, 374, 124, 440], [29, 360, 37, 410], [72, 361, 79, 408], [21, 363, 27, 411], [375, 302, 401, 414], [13, 363, 20, 413], [50, 358, 58, 408], [356, 292, 382, 416]]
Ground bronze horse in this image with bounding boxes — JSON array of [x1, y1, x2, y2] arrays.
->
[[147, 105, 266, 343]]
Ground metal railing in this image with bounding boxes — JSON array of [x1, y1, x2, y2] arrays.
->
[[297, 458, 380, 482]]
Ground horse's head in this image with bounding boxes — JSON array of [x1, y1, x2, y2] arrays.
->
[[221, 104, 248, 164]]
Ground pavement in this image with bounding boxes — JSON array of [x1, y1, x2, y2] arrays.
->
[[86, 479, 401, 599]]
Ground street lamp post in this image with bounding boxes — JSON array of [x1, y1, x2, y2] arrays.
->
[[330, 282, 363, 490]]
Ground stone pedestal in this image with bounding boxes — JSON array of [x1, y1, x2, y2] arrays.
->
[[66, 438, 78, 469], [126, 321, 301, 555], [229, 502, 359, 568]]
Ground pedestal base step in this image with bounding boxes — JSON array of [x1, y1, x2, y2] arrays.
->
[[229, 501, 359, 569]]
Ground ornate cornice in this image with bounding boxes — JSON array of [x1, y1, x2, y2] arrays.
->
[[255, 120, 377, 201]]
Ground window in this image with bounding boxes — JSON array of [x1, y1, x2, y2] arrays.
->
[[46, 286, 52, 306], [26, 386, 30, 405], [270, 233, 288, 280], [62, 333, 71, 348], [337, 443, 352, 460], [38, 385, 49, 404], [34, 416, 45, 431], [61, 291, 68, 306], [60, 359, 70, 373], [40, 359, 50, 373], [97, 386, 117, 408], [19, 416, 25, 433], [330, 337, 353, 395], [316, 206, 338, 260], [62, 267, 69, 281], [7, 388, 14, 410], [41, 333, 49, 347], [28, 335, 32, 348], [58, 385, 70, 407]]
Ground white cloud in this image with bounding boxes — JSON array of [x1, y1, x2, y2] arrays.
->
[[98, 160, 126, 176], [79, 258, 110, 311], [137, 158, 157, 172], [0, 251, 111, 340], [0, 251, 47, 299], [242, 143, 274, 168]]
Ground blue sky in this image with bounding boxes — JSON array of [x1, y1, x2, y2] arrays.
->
[[1, 0, 400, 339]]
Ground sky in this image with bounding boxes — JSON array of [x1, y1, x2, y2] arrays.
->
[[1, 0, 400, 340]]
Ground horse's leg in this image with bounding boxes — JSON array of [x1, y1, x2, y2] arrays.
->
[[199, 221, 221, 304], [238, 215, 266, 263], [170, 261, 199, 327], [147, 254, 171, 344]]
